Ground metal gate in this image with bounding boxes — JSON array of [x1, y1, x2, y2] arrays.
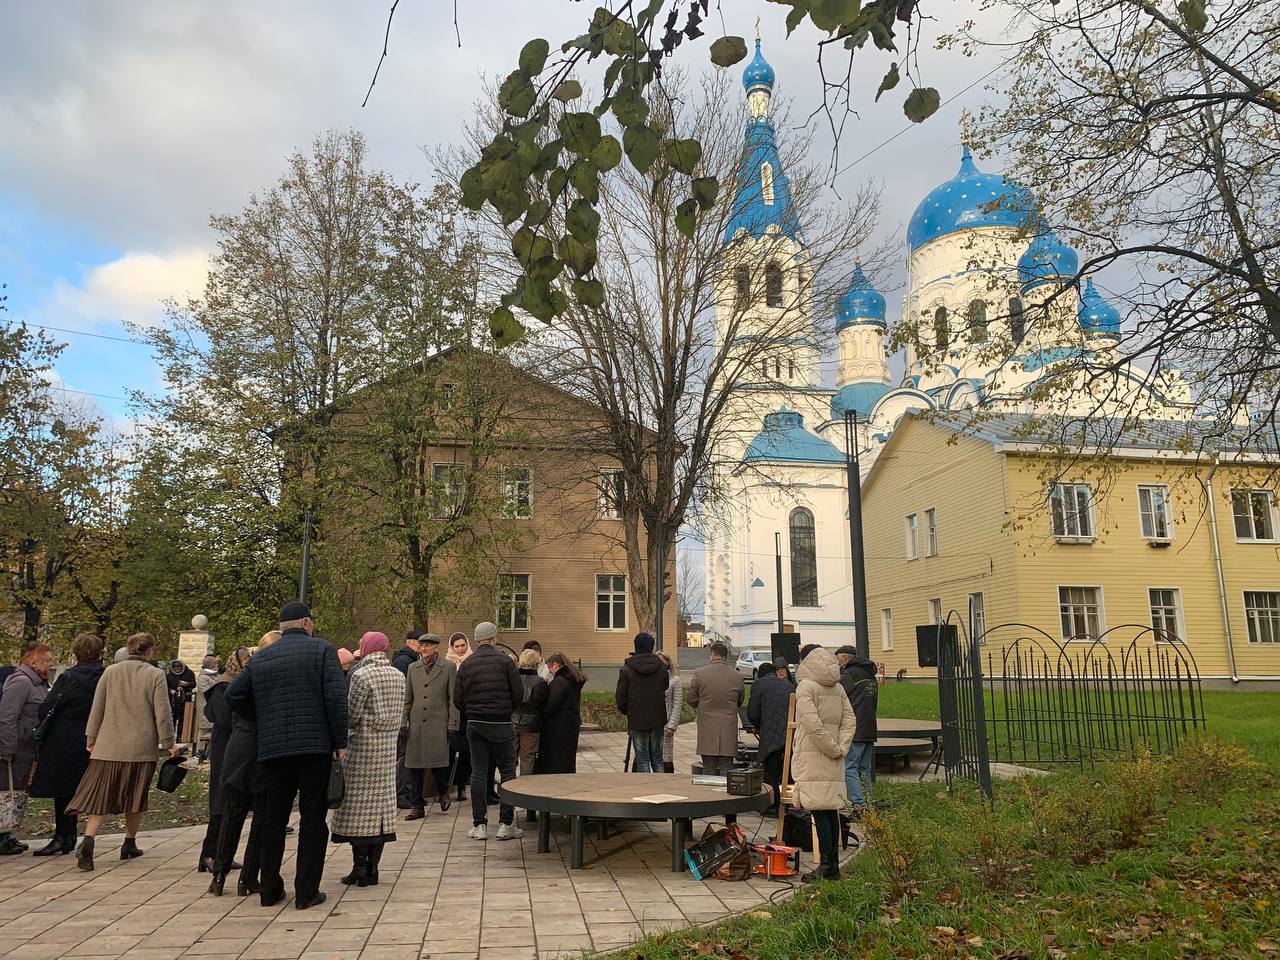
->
[[934, 615, 1205, 799]]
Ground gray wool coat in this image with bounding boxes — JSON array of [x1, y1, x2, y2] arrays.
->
[[402, 657, 458, 770], [0, 665, 49, 789], [686, 659, 744, 758], [330, 654, 405, 842]]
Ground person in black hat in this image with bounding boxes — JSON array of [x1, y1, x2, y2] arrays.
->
[[835, 644, 878, 810], [747, 657, 796, 814], [615, 632, 669, 772], [226, 601, 347, 910], [392, 631, 423, 808]]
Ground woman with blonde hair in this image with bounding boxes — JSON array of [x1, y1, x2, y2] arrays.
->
[[657, 651, 682, 774], [207, 631, 279, 896], [69, 632, 178, 872]]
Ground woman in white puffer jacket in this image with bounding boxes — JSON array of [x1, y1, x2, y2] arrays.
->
[[791, 647, 856, 882]]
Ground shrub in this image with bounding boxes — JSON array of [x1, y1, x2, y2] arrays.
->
[[861, 803, 929, 900], [1018, 773, 1112, 864], [958, 796, 1027, 890], [1168, 733, 1259, 801], [1109, 746, 1169, 848]]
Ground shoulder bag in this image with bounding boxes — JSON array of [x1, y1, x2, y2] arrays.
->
[[327, 758, 346, 809]]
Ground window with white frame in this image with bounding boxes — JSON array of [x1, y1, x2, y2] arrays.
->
[[929, 597, 943, 625], [1138, 484, 1172, 540], [1050, 483, 1095, 539], [880, 608, 894, 651], [596, 468, 624, 520], [969, 592, 986, 643], [431, 463, 463, 519], [1232, 489, 1276, 541], [501, 467, 532, 519], [497, 573, 530, 630], [925, 508, 939, 556], [1245, 591, 1280, 644], [905, 513, 919, 560], [1148, 588, 1182, 643], [1059, 586, 1103, 641], [596, 574, 627, 630]]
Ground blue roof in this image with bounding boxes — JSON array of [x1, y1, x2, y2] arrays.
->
[[907, 146, 1036, 252], [1078, 279, 1121, 337], [742, 39, 775, 91], [830, 381, 892, 418], [742, 409, 845, 464], [1013, 346, 1086, 373], [1018, 229, 1079, 290], [836, 261, 886, 328]]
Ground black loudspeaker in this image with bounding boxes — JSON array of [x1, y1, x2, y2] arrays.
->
[[916, 623, 956, 667], [770, 632, 800, 665]]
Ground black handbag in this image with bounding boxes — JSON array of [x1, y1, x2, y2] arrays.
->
[[156, 757, 188, 793], [326, 758, 346, 809]]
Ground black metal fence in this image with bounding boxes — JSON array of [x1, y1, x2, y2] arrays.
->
[[934, 615, 1206, 798]]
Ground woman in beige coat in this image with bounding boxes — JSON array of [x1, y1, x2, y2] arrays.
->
[[69, 632, 178, 872], [791, 647, 855, 882]]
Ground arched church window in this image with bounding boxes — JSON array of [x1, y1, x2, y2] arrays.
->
[[760, 360, 769, 379], [774, 358, 781, 378], [734, 264, 751, 307], [789, 508, 818, 606], [968, 300, 988, 341], [1008, 297, 1026, 345], [761, 162, 775, 206], [765, 262, 784, 308], [787, 359, 796, 380], [934, 306, 950, 352]]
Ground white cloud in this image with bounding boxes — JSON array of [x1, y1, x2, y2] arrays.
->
[[48, 248, 209, 331]]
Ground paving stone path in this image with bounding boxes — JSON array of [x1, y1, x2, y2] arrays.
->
[[0, 726, 896, 960]]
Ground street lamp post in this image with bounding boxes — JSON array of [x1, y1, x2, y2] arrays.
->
[[844, 411, 871, 659]]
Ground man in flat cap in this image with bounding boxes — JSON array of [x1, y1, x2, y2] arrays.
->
[[227, 601, 347, 910]]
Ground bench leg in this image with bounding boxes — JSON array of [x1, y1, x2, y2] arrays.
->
[[570, 815, 584, 869], [670, 818, 687, 873], [537, 811, 551, 854]]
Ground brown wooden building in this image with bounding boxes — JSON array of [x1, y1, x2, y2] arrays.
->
[[324, 348, 676, 681]]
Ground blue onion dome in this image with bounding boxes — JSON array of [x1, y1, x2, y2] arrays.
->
[[742, 39, 775, 92], [1077, 279, 1121, 337], [830, 382, 892, 419], [907, 145, 1036, 252], [1018, 228, 1079, 290], [836, 260, 886, 329], [742, 408, 845, 464]]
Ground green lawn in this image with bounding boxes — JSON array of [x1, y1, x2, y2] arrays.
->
[[611, 684, 1280, 959]]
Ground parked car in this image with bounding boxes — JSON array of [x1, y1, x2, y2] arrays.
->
[[734, 649, 773, 679]]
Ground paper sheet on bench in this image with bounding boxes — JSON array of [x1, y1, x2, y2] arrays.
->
[[632, 793, 688, 803]]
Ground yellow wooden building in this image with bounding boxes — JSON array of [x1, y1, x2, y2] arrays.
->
[[861, 412, 1280, 683]]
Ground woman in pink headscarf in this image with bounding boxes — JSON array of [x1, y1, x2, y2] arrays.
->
[[329, 631, 405, 887]]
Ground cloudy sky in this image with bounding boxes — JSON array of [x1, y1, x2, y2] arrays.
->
[[0, 2, 1006, 421]]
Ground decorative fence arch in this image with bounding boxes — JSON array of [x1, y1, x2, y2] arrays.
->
[[933, 612, 1206, 798]]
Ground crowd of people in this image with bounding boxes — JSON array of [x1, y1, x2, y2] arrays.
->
[[0, 614, 878, 894]]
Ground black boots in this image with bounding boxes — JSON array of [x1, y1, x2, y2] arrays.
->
[[801, 851, 841, 884], [438, 792, 452, 813], [340, 846, 372, 887], [237, 876, 261, 897], [0, 836, 28, 855], [405, 806, 426, 821], [368, 843, 383, 885], [208, 868, 228, 896], [77, 836, 95, 872], [120, 837, 143, 860], [33, 836, 75, 857]]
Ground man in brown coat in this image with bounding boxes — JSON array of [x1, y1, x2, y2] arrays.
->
[[686, 642, 744, 775]]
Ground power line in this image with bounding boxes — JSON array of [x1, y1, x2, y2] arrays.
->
[[2, 319, 152, 347], [831, 56, 1013, 179]]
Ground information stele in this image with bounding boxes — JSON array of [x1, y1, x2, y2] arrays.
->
[[177, 629, 212, 665]]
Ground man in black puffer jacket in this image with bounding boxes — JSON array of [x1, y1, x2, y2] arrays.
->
[[747, 657, 796, 814], [227, 601, 346, 910], [615, 632, 669, 772], [455, 622, 523, 841], [836, 645, 878, 810]]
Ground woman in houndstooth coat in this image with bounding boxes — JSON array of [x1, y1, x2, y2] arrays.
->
[[330, 632, 405, 887]]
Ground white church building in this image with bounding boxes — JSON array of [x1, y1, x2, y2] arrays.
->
[[702, 39, 1196, 650]]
